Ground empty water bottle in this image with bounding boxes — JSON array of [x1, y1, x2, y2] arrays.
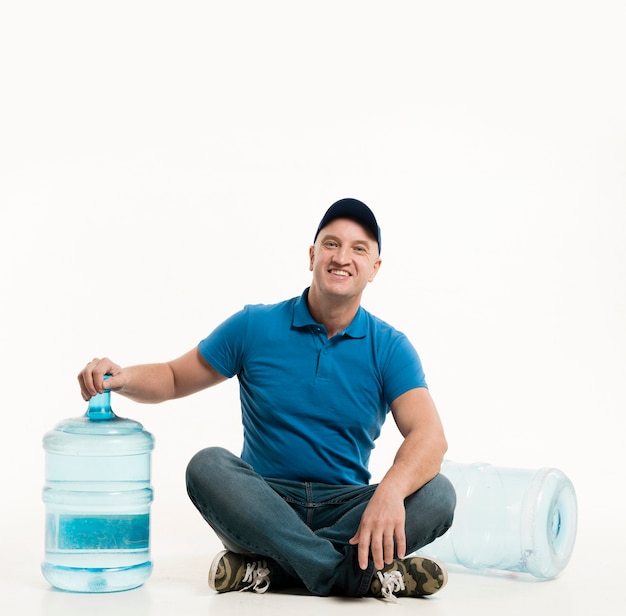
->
[[418, 460, 577, 579], [42, 380, 155, 592]]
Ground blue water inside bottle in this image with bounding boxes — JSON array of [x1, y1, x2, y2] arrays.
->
[[42, 383, 154, 592]]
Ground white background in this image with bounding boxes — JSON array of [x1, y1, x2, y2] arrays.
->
[[1, 1, 624, 614]]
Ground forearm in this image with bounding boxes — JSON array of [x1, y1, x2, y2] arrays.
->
[[378, 429, 448, 499], [113, 362, 177, 404]]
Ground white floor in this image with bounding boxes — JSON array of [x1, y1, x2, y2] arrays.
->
[[2, 508, 620, 616]]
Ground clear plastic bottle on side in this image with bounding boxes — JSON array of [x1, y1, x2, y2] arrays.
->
[[42, 381, 155, 592], [417, 460, 577, 579]]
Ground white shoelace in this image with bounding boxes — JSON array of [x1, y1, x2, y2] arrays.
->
[[377, 570, 405, 603], [241, 561, 271, 594]]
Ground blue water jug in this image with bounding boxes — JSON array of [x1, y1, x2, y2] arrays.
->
[[42, 382, 155, 592], [417, 460, 577, 579]]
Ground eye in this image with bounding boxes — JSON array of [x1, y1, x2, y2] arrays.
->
[[324, 240, 338, 248]]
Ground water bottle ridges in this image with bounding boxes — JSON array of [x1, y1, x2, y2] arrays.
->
[[416, 460, 578, 579], [42, 390, 155, 592]]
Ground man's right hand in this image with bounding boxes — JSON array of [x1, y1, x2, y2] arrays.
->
[[77, 357, 126, 401]]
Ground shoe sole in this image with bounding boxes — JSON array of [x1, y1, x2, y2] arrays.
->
[[208, 549, 230, 592]]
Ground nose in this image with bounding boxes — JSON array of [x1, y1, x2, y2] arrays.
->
[[334, 245, 350, 265]]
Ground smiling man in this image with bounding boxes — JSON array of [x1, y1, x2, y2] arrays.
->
[[308, 200, 382, 332], [77, 198, 456, 602]]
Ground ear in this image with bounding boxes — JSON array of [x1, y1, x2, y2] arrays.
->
[[368, 258, 382, 283], [309, 245, 315, 271]]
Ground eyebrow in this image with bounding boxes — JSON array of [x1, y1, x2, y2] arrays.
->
[[320, 233, 374, 246]]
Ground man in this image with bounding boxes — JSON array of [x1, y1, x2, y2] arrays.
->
[[78, 198, 456, 602]]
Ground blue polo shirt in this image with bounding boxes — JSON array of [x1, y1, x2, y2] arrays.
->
[[198, 288, 427, 485]]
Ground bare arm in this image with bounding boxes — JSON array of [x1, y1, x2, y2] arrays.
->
[[77, 348, 228, 403], [349, 387, 448, 570]]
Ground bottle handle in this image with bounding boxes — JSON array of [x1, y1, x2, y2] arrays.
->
[[85, 375, 116, 421]]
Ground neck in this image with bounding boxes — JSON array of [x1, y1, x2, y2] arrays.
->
[[307, 286, 361, 338]]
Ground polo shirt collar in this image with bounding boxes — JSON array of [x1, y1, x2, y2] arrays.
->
[[292, 288, 367, 339]]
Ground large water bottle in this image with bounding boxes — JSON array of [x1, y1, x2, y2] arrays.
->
[[418, 460, 577, 579], [42, 381, 155, 592]]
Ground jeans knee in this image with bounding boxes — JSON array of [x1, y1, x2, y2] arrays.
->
[[186, 446, 231, 490], [436, 473, 457, 526], [412, 472, 457, 527]]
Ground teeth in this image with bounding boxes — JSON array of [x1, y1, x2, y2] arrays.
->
[[330, 269, 350, 277]]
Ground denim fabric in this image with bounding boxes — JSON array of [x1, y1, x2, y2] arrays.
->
[[186, 447, 455, 597]]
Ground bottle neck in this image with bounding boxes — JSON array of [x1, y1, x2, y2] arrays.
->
[[86, 388, 115, 421]]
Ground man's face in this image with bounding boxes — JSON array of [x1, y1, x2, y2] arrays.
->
[[309, 218, 381, 301]]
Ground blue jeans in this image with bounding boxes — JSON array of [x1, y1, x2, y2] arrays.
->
[[186, 447, 456, 597]]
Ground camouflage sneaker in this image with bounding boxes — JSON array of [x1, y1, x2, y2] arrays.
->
[[370, 556, 448, 602], [208, 550, 272, 594]]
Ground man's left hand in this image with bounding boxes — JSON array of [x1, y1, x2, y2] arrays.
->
[[349, 485, 406, 570]]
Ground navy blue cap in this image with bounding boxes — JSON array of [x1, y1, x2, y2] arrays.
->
[[314, 198, 381, 254]]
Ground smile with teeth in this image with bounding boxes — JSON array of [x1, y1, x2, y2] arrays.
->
[[330, 269, 351, 277]]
